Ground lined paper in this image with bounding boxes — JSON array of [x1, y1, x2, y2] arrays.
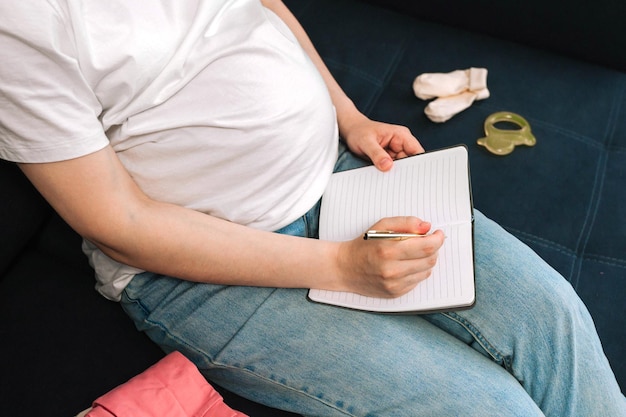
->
[[308, 146, 475, 313]]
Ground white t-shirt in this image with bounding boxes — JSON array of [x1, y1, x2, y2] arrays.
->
[[0, 0, 338, 300]]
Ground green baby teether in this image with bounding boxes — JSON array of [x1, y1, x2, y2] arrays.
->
[[477, 111, 536, 156]]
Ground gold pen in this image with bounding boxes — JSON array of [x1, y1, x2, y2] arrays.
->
[[363, 230, 428, 240]]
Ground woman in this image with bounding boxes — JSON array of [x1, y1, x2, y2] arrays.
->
[[1, 0, 624, 415]]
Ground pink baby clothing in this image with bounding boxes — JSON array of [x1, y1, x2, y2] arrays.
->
[[85, 352, 248, 417]]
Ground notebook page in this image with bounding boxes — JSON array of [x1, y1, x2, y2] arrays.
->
[[310, 146, 474, 313], [319, 146, 472, 242]]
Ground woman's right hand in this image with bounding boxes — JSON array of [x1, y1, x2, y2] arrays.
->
[[334, 216, 445, 298]]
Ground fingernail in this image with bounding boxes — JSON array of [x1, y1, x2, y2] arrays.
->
[[380, 157, 393, 171]]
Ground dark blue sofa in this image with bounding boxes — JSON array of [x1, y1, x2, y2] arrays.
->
[[1, 0, 624, 416]]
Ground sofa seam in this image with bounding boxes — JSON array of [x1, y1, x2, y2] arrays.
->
[[570, 78, 624, 288], [505, 226, 626, 269], [360, 28, 412, 115]]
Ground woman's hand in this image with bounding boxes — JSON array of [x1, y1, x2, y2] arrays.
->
[[340, 113, 425, 172], [334, 216, 445, 298]]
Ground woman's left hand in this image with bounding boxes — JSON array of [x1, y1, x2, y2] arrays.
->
[[341, 115, 425, 171]]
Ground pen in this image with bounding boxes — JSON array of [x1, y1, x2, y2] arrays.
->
[[363, 230, 428, 240]]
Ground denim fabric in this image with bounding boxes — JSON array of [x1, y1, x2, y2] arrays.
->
[[121, 146, 625, 416]]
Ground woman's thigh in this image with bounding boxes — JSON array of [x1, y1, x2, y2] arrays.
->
[[121, 271, 542, 417]]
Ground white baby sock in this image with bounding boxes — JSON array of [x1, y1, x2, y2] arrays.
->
[[413, 68, 489, 122]]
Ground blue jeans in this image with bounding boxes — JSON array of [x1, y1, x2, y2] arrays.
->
[[121, 144, 625, 416]]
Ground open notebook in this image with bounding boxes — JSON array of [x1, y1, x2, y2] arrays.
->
[[308, 145, 475, 313]]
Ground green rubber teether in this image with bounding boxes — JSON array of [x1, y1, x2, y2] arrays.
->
[[477, 111, 536, 156]]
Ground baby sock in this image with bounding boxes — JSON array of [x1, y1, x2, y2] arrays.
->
[[413, 68, 489, 122]]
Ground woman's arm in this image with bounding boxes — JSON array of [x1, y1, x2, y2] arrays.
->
[[16, 1, 443, 298], [261, 0, 424, 171], [19, 146, 443, 297]]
